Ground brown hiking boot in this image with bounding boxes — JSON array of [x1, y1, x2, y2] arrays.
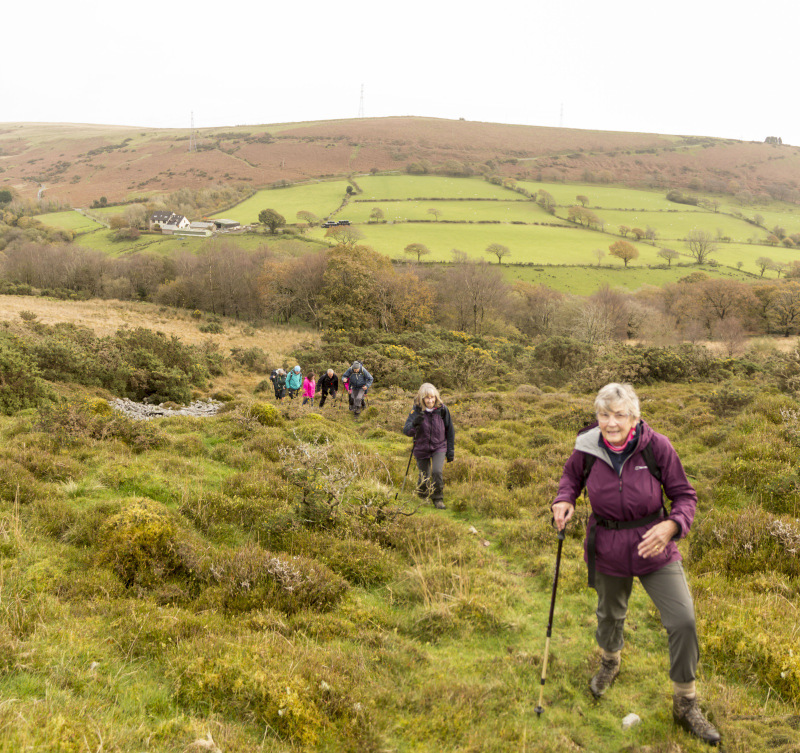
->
[[589, 655, 620, 698], [673, 695, 721, 745]]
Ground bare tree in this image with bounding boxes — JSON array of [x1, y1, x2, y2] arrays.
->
[[593, 248, 606, 266], [441, 257, 508, 335], [325, 225, 364, 248], [427, 208, 442, 222], [756, 256, 774, 277], [486, 243, 511, 264], [404, 243, 431, 262], [657, 248, 680, 267], [512, 281, 564, 337], [685, 229, 717, 264], [713, 317, 747, 357], [768, 281, 800, 336]]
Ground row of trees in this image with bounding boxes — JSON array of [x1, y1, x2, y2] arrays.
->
[[7, 236, 800, 343]]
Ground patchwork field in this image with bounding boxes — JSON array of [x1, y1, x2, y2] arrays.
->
[[32, 172, 800, 288]]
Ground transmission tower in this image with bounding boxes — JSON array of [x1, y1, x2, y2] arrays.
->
[[358, 84, 365, 118], [559, 103, 564, 128], [189, 111, 197, 152]]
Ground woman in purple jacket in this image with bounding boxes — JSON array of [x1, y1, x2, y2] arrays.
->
[[403, 383, 454, 510], [552, 383, 720, 745]]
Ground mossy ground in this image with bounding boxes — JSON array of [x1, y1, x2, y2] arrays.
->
[[0, 365, 798, 751]]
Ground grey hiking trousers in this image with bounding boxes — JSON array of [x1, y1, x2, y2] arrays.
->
[[594, 561, 699, 683], [416, 452, 446, 503]]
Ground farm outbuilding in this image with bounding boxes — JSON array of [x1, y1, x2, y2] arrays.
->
[[212, 218, 240, 231]]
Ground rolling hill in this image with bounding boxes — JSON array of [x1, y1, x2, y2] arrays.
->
[[2, 117, 800, 207]]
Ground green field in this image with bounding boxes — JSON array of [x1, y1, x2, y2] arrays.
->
[[35, 210, 106, 233], [210, 181, 350, 224], [31, 174, 800, 291], [313, 221, 658, 265], [594, 209, 751, 242], [356, 175, 515, 200], [502, 262, 759, 295], [345, 199, 561, 224], [517, 181, 679, 210]]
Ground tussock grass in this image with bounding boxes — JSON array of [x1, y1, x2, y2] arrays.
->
[[0, 318, 798, 749]]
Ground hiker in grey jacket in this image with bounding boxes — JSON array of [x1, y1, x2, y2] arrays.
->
[[551, 383, 720, 745], [342, 361, 373, 417]]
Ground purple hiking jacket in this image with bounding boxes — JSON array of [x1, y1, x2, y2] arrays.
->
[[553, 420, 696, 578]]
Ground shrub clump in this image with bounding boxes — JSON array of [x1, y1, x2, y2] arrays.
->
[[0, 333, 54, 414], [96, 497, 188, 588], [689, 507, 800, 579], [35, 399, 166, 452], [196, 542, 348, 614], [247, 402, 282, 427]]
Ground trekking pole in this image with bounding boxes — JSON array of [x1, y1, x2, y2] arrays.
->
[[395, 441, 415, 500], [535, 525, 566, 717]]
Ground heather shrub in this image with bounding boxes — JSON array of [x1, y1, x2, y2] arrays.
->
[[689, 507, 800, 579], [35, 399, 166, 452], [195, 542, 348, 614], [506, 458, 538, 488], [289, 529, 400, 586]]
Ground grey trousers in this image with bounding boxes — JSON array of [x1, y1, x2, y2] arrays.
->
[[416, 452, 446, 503], [594, 561, 699, 683]]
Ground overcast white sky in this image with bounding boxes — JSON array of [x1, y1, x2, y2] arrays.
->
[[4, 0, 797, 145]]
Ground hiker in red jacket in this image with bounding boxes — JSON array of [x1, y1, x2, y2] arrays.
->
[[552, 382, 720, 746]]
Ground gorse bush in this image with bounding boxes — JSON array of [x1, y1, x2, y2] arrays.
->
[[0, 333, 54, 413], [9, 323, 215, 403]]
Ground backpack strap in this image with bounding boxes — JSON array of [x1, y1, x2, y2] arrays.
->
[[582, 440, 665, 589]]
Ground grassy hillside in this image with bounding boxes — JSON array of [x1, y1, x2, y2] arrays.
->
[[0, 299, 798, 750]]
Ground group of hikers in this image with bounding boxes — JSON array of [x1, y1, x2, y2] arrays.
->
[[265, 365, 721, 744], [269, 361, 373, 416]]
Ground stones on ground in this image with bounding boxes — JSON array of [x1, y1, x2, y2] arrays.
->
[[622, 712, 641, 729], [109, 398, 223, 420]]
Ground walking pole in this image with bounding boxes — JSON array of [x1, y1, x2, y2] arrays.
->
[[395, 441, 415, 500], [535, 525, 566, 717]]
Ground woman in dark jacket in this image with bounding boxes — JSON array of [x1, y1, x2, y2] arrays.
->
[[403, 383, 454, 510], [552, 383, 720, 745]]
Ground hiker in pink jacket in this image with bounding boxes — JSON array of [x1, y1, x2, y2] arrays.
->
[[552, 382, 720, 745], [302, 372, 316, 406]]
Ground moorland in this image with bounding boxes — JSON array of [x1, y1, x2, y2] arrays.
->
[[0, 118, 799, 751]]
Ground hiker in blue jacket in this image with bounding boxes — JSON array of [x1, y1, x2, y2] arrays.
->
[[342, 361, 373, 417], [285, 365, 303, 399]]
